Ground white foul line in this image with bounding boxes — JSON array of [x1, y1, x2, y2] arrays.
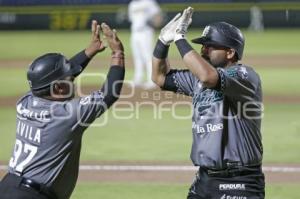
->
[[1, 165, 300, 173]]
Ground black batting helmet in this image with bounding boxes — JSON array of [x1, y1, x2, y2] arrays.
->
[[191, 22, 245, 60], [27, 53, 82, 90]]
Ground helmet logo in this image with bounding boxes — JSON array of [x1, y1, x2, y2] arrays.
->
[[202, 26, 210, 37], [28, 80, 32, 88]]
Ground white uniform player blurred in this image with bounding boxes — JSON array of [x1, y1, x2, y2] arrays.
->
[[128, 0, 162, 88]]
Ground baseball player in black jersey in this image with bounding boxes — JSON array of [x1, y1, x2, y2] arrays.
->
[[152, 7, 265, 199], [0, 20, 125, 199]]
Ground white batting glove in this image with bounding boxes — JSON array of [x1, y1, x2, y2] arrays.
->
[[174, 7, 194, 41], [158, 13, 182, 45]]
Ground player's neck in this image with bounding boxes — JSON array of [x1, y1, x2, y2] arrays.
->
[[224, 60, 238, 68]]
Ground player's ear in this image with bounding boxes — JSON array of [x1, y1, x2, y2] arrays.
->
[[226, 48, 236, 60]]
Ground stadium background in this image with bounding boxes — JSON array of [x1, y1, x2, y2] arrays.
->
[[0, 0, 300, 198]]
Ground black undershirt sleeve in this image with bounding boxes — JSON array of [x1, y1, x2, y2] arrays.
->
[[101, 65, 125, 108], [161, 70, 179, 92], [70, 50, 91, 76]]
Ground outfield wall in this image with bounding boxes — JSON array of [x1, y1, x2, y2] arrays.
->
[[0, 2, 299, 30]]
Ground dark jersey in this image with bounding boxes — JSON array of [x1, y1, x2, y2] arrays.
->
[[9, 91, 106, 199], [163, 64, 263, 169]]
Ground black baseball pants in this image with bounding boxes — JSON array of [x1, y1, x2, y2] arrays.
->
[[187, 166, 265, 199]]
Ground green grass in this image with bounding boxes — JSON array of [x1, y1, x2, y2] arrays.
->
[[72, 183, 189, 199], [265, 184, 300, 199], [256, 68, 300, 96], [1, 103, 299, 163], [262, 104, 300, 163], [80, 107, 191, 162], [0, 29, 299, 59], [0, 108, 17, 163], [244, 29, 300, 56], [71, 183, 300, 199], [0, 67, 28, 97]]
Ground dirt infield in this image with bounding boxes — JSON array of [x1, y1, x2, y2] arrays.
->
[[75, 163, 300, 184], [1, 163, 300, 184], [77, 169, 300, 184]]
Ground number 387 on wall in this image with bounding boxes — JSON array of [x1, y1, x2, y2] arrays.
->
[[50, 10, 91, 30]]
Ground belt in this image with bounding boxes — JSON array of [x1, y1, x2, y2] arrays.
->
[[4, 173, 56, 199], [21, 178, 42, 192], [201, 163, 262, 178], [20, 177, 57, 199]]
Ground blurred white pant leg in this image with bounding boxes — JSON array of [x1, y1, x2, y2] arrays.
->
[[131, 32, 145, 86], [143, 30, 155, 86], [131, 29, 156, 87]]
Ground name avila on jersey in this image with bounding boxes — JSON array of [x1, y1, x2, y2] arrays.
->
[[192, 122, 223, 134], [16, 120, 41, 144]]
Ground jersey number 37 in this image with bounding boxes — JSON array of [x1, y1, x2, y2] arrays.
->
[[9, 139, 38, 173]]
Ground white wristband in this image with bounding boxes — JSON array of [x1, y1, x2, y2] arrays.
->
[[158, 36, 170, 46], [174, 33, 186, 42]]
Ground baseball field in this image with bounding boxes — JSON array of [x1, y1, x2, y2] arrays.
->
[[0, 28, 299, 198]]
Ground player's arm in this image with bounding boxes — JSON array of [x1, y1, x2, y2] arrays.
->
[[100, 23, 125, 108], [152, 13, 182, 87], [75, 22, 124, 126], [175, 43, 219, 88], [152, 10, 197, 96], [69, 20, 106, 76], [152, 41, 171, 87]]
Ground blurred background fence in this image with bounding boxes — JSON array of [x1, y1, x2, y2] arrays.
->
[[0, 0, 299, 30]]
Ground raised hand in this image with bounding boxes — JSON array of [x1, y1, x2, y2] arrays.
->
[[101, 23, 124, 53], [85, 20, 106, 58], [158, 13, 182, 45], [174, 7, 194, 41]]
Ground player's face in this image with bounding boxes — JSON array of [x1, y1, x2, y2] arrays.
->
[[201, 45, 229, 68]]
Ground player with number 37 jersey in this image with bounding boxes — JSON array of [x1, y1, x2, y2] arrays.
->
[[0, 20, 125, 199]]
